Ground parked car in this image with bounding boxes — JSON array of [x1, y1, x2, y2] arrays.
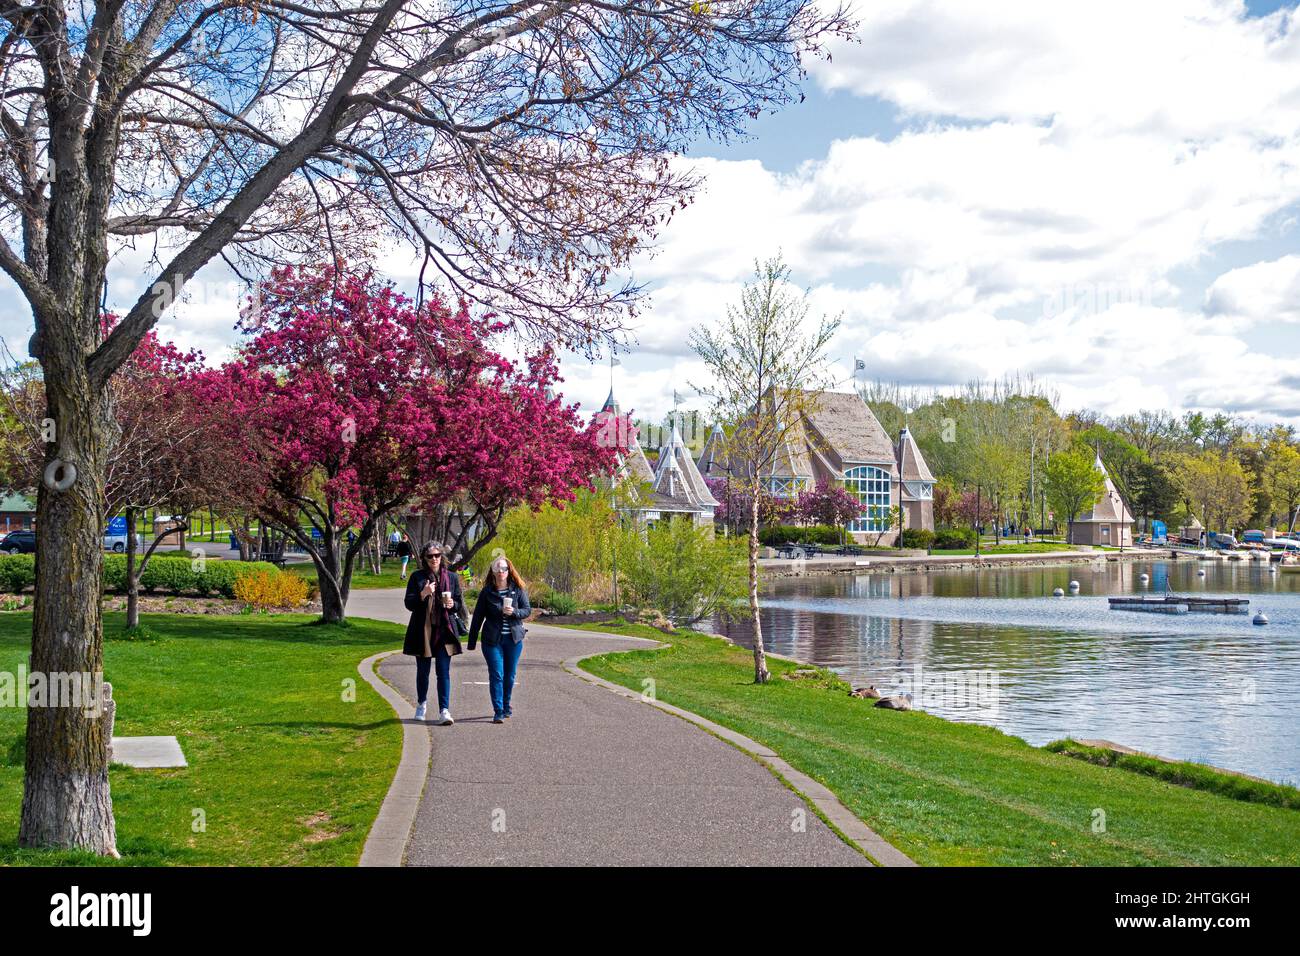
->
[[0, 530, 36, 554], [103, 531, 144, 553]]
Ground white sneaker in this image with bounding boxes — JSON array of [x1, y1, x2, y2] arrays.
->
[[413, 702, 427, 721], [438, 708, 454, 726]]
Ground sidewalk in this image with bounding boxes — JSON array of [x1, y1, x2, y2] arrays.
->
[[347, 588, 870, 866]]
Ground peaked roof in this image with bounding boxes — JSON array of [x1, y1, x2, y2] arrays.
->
[[1077, 452, 1134, 524], [594, 389, 653, 487], [896, 426, 935, 483], [621, 441, 655, 485], [802, 390, 896, 465], [763, 426, 815, 480], [652, 417, 718, 512], [696, 423, 727, 476]]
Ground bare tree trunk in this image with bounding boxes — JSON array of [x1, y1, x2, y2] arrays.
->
[[748, 492, 768, 684], [369, 523, 381, 575], [315, 530, 349, 624], [20, 355, 118, 855], [124, 505, 139, 629]]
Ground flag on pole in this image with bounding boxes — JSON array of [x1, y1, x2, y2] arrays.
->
[[854, 358, 865, 372]]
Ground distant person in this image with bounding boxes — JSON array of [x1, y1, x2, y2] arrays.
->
[[402, 543, 465, 725], [468, 556, 531, 724], [392, 529, 413, 580]]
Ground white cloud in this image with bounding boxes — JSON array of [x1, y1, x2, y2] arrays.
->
[[607, 0, 1300, 424], [1204, 254, 1300, 324]]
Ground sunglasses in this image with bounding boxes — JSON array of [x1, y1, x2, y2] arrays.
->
[[424, 552, 442, 560]]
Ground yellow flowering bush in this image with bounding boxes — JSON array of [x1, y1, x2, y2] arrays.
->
[[233, 568, 310, 610]]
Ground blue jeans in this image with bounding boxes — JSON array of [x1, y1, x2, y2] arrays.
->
[[415, 649, 452, 712], [481, 638, 522, 717]]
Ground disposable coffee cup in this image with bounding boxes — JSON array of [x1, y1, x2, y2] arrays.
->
[[502, 597, 514, 613], [441, 590, 452, 604]]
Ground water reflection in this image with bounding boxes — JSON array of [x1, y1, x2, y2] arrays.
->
[[713, 560, 1300, 785]]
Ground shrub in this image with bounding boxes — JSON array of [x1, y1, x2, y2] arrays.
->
[[758, 525, 800, 546], [139, 556, 199, 594], [803, 524, 845, 545], [475, 488, 615, 602], [757, 524, 843, 547], [546, 591, 579, 615], [899, 528, 935, 550], [233, 568, 310, 609], [0, 551, 282, 597], [617, 520, 747, 625], [933, 528, 977, 550], [0, 554, 35, 592]]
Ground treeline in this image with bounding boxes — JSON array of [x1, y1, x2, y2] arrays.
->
[[861, 377, 1300, 534]]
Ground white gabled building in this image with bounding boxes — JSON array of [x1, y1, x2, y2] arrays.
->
[[644, 416, 719, 529]]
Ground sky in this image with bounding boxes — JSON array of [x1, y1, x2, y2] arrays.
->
[[3, 0, 1300, 429]]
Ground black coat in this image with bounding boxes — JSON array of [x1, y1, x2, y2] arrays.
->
[[402, 568, 466, 657], [467, 583, 530, 650]]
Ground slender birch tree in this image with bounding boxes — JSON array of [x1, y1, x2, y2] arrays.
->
[[689, 253, 838, 683]]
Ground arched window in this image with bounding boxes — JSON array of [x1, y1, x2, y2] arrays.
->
[[844, 466, 891, 532]]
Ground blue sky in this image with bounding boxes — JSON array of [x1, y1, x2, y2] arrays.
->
[[3, 1, 1300, 427]]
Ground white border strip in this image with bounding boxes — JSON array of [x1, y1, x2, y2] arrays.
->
[[357, 650, 429, 867]]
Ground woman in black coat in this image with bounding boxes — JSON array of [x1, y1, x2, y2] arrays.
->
[[402, 543, 466, 725], [467, 556, 531, 723]]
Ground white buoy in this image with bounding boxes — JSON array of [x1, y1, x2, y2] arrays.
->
[[1053, 587, 1064, 597], [1139, 573, 1149, 585], [1269, 565, 1278, 574], [1197, 569, 1206, 577], [1068, 580, 1080, 592], [1253, 612, 1269, 625]]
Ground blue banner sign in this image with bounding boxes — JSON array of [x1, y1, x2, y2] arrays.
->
[[107, 516, 128, 535]]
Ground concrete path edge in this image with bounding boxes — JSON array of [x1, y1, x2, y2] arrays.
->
[[560, 644, 917, 868], [357, 649, 428, 867]]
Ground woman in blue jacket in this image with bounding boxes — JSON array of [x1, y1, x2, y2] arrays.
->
[[467, 556, 531, 723]]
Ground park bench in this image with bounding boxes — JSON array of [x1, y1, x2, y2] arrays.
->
[[254, 549, 287, 567]]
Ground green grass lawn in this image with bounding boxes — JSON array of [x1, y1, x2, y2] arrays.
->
[[572, 622, 1300, 866], [0, 612, 403, 865], [932, 542, 1080, 555]]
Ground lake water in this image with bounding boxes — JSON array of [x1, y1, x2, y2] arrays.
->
[[711, 560, 1300, 786]]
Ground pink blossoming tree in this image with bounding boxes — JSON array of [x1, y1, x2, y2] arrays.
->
[[201, 267, 612, 623]]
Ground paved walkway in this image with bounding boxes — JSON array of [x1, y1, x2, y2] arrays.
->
[[347, 588, 869, 866]]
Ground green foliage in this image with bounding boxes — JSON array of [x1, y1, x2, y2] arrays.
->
[[757, 523, 843, 546], [545, 592, 579, 615], [899, 528, 935, 549], [932, 528, 976, 550], [617, 520, 747, 626], [0, 555, 33, 592], [475, 488, 614, 601], [1043, 448, 1106, 528], [0, 553, 286, 597]]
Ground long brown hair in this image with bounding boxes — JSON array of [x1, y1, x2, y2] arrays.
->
[[482, 555, 525, 590]]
